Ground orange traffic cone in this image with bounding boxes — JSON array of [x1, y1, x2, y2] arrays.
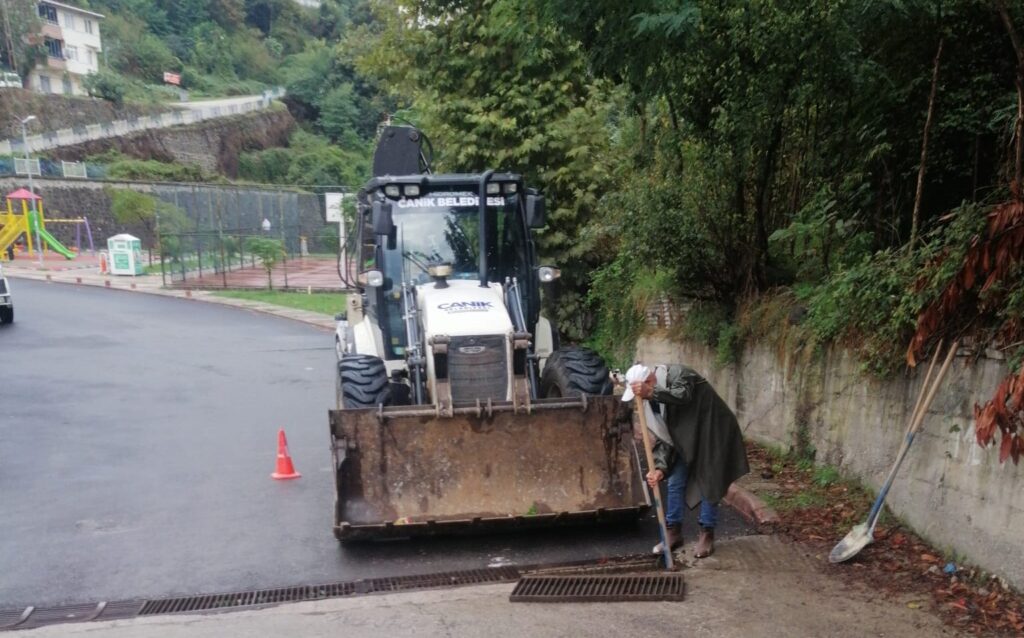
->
[[271, 429, 301, 480]]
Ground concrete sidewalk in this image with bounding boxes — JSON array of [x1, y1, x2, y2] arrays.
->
[[21, 537, 958, 638], [3, 263, 336, 331]]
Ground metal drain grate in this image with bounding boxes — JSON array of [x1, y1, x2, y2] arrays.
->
[[509, 573, 685, 603], [0, 601, 145, 631], [0, 566, 526, 630], [139, 566, 521, 616]]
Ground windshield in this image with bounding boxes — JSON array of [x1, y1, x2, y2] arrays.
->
[[385, 191, 524, 286]]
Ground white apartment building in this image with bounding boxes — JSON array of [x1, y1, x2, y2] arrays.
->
[[28, 1, 104, 96]]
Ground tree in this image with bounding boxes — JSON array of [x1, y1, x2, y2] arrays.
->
[[84, 70, 128, 105], [108, 188, 191, 263], [318, 82, 361, 142], [0, 0, 43, 81], [244, 236, 285, 289], [356, 0, 617, 339]]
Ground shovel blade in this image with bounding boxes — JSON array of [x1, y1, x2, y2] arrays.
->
[[829, 522, 873, 563]]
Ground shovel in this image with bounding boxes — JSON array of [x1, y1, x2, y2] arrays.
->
[[829, 340, 959, 563], [636, 396, 674, 570]]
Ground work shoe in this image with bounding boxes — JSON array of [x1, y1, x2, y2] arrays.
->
[[695, 526, 715, 558], [651, 524, 682, 554]]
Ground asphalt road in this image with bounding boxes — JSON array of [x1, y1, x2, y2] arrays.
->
[[0, 280, 753, 609]]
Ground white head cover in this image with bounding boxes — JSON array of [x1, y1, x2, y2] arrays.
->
[[620, 364, 649, 402], [621, 363, 673, 445]]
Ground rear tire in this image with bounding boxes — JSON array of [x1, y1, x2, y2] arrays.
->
[[540, 347, 613, 398], [337, 355, 391, 408]]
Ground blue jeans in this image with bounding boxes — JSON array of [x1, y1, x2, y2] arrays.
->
[[665, 457, 718, 529]]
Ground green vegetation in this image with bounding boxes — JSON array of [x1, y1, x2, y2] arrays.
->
[[213, 290, 347, 316], [108, 186, 190, 237], [243, 236, 285, 289], [68, 1, 387, 190], [350, 0, 1024, 377], [237, 130, 370, 188], [91, 150, 211, 183], [47, 2, 1024, 384]]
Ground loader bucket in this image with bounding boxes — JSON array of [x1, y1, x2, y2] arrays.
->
[[329, 395, 648, 540]]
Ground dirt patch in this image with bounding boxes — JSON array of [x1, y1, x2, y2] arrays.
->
[[742, 443, 1024, 636]]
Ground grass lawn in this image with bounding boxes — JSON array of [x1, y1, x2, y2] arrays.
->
[[213, 290, 347, 316]]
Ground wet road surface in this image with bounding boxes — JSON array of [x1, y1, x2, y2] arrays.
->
[[0, 279, 753, 608]]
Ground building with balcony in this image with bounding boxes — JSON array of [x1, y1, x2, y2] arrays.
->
[[28, 1, 103, 96]]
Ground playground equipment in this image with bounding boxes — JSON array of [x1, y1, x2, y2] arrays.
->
[[0, 188, 76, 261], [46, 217, 95, 254]]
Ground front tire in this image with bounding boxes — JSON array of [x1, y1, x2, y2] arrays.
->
[[0, 307, 12, 324], [539, 347, 613, 398], [337, 355, 391, 408]]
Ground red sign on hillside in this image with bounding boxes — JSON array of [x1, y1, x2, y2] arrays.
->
[[163, 71, 181, 86]]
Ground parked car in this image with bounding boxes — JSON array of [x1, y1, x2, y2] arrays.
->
[[0, 264, 13, 324]]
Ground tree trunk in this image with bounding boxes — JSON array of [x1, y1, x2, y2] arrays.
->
[[910, 37, 944, 248], [665, 93, 685, 173], [754, 116, 786, 287], [995, 0, 1024, 198]]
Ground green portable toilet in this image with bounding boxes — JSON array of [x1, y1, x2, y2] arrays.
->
[[107, 233, 143, 275]]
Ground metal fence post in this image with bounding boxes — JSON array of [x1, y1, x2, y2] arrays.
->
[[218, 193, 227, 288], [279, 192, 288, 290]]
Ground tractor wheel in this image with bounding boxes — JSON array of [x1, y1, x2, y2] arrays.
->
[[337, 355, 391, 408], [0, 307, 12, 324], [540, 347, 613, 398]]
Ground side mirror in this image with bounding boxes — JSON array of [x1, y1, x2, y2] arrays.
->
[[526, 194, 546, 229], [372, 200, 395, 236]]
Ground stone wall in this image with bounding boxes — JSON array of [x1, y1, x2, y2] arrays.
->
[[635, 331, 1024, 588], [52, 109, 295, 177], [0, 176, 327, 250], [0, 89, 164, 140]]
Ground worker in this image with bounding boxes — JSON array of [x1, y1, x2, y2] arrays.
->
[[622, 363, 750, 558]]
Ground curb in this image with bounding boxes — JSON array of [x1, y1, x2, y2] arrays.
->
[[723, 483, 780, 530], [7, 271, 336, 332]]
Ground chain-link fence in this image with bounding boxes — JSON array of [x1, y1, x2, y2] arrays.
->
[[138, 184, 346, 289], [155, 230, 283, 288]]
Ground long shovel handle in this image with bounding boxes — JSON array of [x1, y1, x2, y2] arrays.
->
[[866, 341, 959, 530], [866, 341, 945, 524], [908, 339, 944, 436], [636, 396, 674, 570]]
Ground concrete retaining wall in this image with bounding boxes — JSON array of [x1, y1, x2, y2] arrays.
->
[[636, 333, 1024, 588]]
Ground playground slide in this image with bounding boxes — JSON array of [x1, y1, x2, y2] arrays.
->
[[0, 223, 20, 256], [37, 227, 75, 259]]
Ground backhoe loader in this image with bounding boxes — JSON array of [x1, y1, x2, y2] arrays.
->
[[330, 125, 647, 540]]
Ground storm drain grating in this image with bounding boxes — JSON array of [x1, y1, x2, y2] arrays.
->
[[139, 566, 522, 616], [0, 566, 526, 630], [0, 600, 145, 631], [509, 573, 685, 603]]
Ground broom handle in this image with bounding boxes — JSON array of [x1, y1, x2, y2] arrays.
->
[[636, 396, 674, 570]]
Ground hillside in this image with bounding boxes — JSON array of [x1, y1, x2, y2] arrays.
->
[[0, 88, 164, 139], [37, 0, 389, 189]]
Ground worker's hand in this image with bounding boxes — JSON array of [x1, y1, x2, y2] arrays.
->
[[646, 469, 664, 488], [631, 381, 654, 400]]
